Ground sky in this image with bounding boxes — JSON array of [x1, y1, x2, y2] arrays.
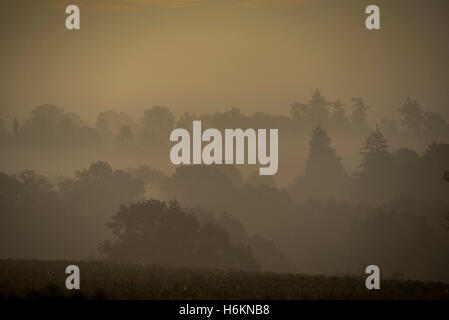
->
[[0, 0, 448, 124]]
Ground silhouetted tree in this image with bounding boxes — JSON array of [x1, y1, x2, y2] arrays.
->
[[96, 110, 135, 136], [398, 97, 426, 138], [127, 165, 169, 199], [329, 99, 349, 129], [15, 104, 100, 149], [393, 148, 421, 199], [96, 110, 135, 148], [359, 126, 389, 170], [305, 126, 346, 178], [100, 200, 259, 270], [418, 143, 449, 202], [355, 127, 396, 203], [351, 97, 369, 132], [177, 112, 200, 129], [138, 106, 174, 144], [212, 107, 246, 129], [184, 208, 294, 272], [0, 170, 84, 259], [289, 126, 350, 202], [59, 161, 145, 243], [59, 161, 144, 216], [424, 111, 449, 142], [308, 90, 329, 124], [160, 165, 238, 212], [290, 90, 329, 127], [116, 125, 134, 147]]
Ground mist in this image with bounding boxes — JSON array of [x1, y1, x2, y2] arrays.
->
[[1, 0, 449, 295], [1, 0, 448, 123]]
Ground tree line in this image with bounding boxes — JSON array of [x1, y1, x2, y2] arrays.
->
[[1, 91, 448, 151], [1, 90, 449, 281]]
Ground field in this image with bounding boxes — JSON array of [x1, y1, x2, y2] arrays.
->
[[0, 259, 448, 300]]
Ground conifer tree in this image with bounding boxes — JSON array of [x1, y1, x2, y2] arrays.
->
[[290, 90, 329, 125], [398, 97, 425, 138], [306, 125, 346, 179], [329, 99, 348, 127], [351, 97, 369, 132], [359, 125, 389, 169]]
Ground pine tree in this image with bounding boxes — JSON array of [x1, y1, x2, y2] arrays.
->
[[290, 90, 329, 125], [398, 97, 425, 138], [361, 126, 389, 155], [329, 99, 349, 128], [355, 127, 395, 203], [288, 125, 349, 202], [308, 90, 329, 124], [359, 126, 389, 170], [305, 126, 346, 179], [351, 97, 369, 132]]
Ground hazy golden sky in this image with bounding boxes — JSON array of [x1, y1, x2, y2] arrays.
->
[[0, 0, 448, 123]]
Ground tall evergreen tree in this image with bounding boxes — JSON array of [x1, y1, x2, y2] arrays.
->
[[359, 125, 389, 169], [305, 126, 346, 179], [424, 110, 449, 141], [355, 127, 396, 204], [289, 126, 349, 202], [398, 97, 425, 138], [290, 90, 329, 126], [329, 99, 349, 129], [351, 97, 369, 132], [308, 90, 329, 123]]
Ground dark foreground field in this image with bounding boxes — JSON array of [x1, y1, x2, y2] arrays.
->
[[0, 260, 448, 300]]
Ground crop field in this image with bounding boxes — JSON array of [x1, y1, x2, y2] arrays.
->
[[0, 260, 448, 300]]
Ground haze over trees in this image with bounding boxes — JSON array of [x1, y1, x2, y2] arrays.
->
[[1, 91, 449, 281], [100, 200, 259, 271], [288, 126, 350, 202]]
